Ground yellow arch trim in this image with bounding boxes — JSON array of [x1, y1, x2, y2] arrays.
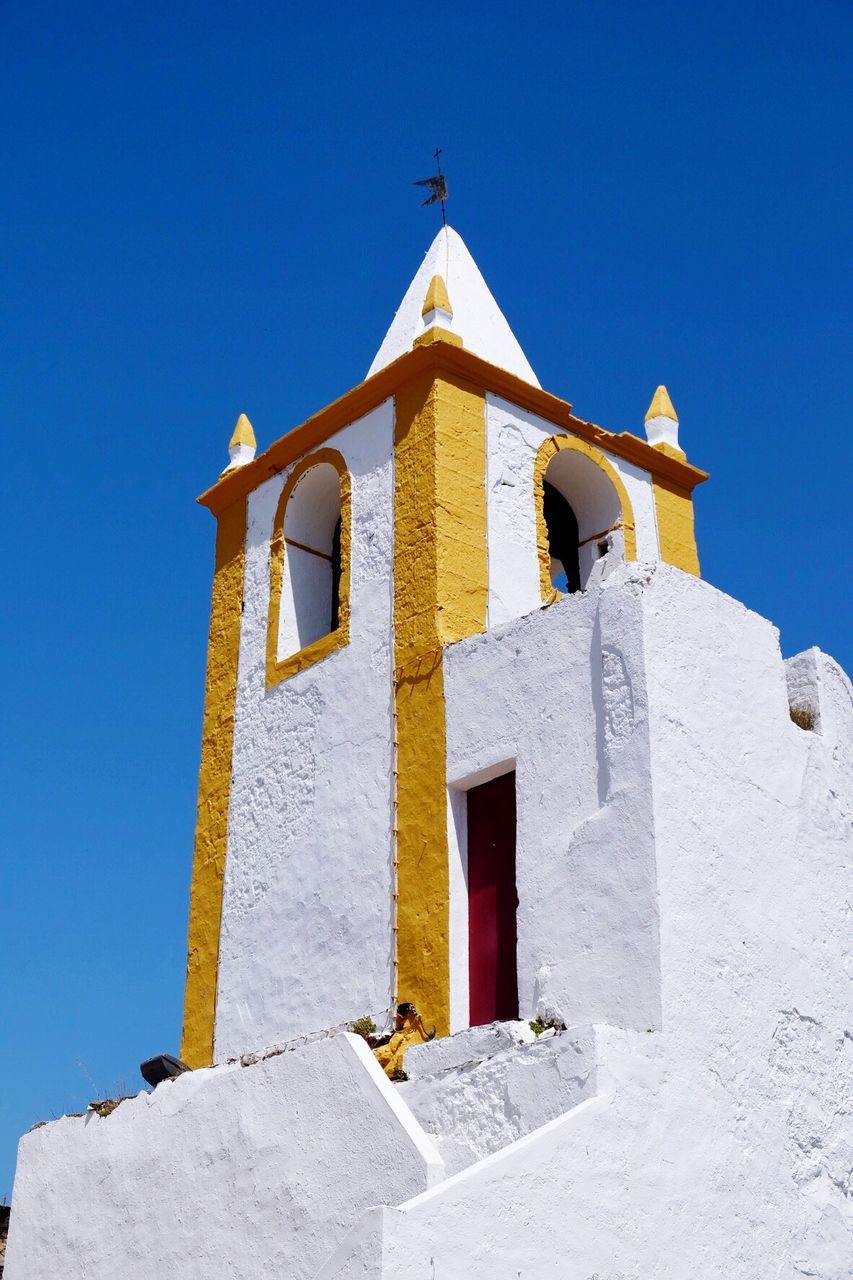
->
[[534, 434, 638, 604], [266, 448, 352, 688], [181, 498, 247, 1068]]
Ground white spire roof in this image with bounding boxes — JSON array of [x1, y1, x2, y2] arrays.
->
[[366, 226, 540, 387]]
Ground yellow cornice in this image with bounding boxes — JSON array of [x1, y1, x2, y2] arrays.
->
[[199, 345, 708, 516]]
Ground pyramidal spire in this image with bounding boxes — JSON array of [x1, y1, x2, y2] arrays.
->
[[366, 226, 539, 387]]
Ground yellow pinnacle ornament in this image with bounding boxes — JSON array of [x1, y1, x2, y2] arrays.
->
[[645, 385, 678, 423]]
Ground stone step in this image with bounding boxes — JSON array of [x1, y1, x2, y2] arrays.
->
[[398, 1022, 596, 1175]]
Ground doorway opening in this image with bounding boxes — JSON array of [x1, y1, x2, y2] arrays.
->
[[467, 770, 518, 1026]]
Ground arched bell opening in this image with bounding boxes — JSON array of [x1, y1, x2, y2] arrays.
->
[[539, 442, 629, 596], [543, 479, 581, 594], [266, 449, 351, 683]]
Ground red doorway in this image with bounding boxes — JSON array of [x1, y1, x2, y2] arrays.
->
[[467, 771, 518, 1026]]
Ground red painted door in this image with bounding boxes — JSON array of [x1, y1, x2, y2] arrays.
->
[[467, 771, 518, 1026]]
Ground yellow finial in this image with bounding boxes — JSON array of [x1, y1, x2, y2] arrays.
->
[[645, 385, 678, 423], [422, 274, 452, 318], [229, 413, 256, 450]]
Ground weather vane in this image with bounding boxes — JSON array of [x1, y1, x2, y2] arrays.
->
[[414, 148, 448, 226]]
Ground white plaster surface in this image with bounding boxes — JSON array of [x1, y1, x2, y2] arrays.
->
[[446, 785, 470, 1034], [10, 563, 852, 1279], [444, 569, 663, 1036], [4, 1034, 442, 1280], [366, 227, 540, 386], [399, 1024, 598, 1175], [225, 439, 256, 469], [323, 567, 852, 1278], [645, 410, 680, 451], [215, 401, 396, 1061], [786, 645, 853, 771], [404, 1020, 537, 1080], [485, 394, 661, 627]]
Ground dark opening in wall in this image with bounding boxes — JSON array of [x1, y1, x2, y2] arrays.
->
[[543, 479, 581, 593], [330, 517, 342, 632], [467, 770, 519, 1026]]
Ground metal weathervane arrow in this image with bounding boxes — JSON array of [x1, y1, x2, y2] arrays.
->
[[414, 148, 448, 226]]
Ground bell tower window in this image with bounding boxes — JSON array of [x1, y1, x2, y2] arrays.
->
[[266, 448, 351, 686], [330, 517, 342, 632], [536, 436, 637, 600], [543, 479, 581, 594]]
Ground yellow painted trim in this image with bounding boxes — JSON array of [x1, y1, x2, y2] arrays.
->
[[266, 448, 351, 689], [422, 274, 452, 317], [393, 371, 487, 1037], [181, 498, 247, 1068], [644, 385, 677, 423], [652, 441, 686, 461], [534, 434, 638, 604], [434, 374, 489, 648], [653, 476, 700, 575], [199, 342, 707, 518], [413, 326, 463, 350], [229, 413, 256, 449]]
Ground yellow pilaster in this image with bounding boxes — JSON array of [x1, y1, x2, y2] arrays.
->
[[181, 498, 246, 1068], [393, 371, 487, 1036], [653, 477, 700, 575]]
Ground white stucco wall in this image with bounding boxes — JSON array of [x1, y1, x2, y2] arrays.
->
[[443, 566, 662, 1036], [215, 401, 396, 1061], [10, 560, 850, 1280], [399, 1023, 598, 1175], [644, 570, 853, 1276], [319, 568, 853, 1280], [485, 394, 660, 627], [4, 1034, 441, 1280]]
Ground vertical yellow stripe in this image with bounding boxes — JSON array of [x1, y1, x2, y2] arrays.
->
[[393, 370, 486, 1037], [433, 374, 489, 644], [653, 478, 700, 575], [181, 498, 246, 1068]]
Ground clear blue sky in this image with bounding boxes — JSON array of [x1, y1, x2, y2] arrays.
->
[[1, 1, 850, 1197]]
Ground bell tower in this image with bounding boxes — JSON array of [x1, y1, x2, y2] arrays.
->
[[181, 227, 707, 1067], [11, 222, 850, 1280]]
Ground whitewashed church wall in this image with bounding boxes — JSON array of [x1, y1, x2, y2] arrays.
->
[[214, 401, 396, 1062], [485, 394, 660, 629], [442, 566, 662, 1035], [644, 566, 853, 1271], [327, 1016, 849, 1280], [319, 576, 852, 1279], [398, 1024, 599, 1176], [4, 1035, 442, 1280]]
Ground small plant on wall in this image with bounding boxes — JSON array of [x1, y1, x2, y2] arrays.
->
[[529, 1017, 566, 1037], [350, 1016, 377, 1041]]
